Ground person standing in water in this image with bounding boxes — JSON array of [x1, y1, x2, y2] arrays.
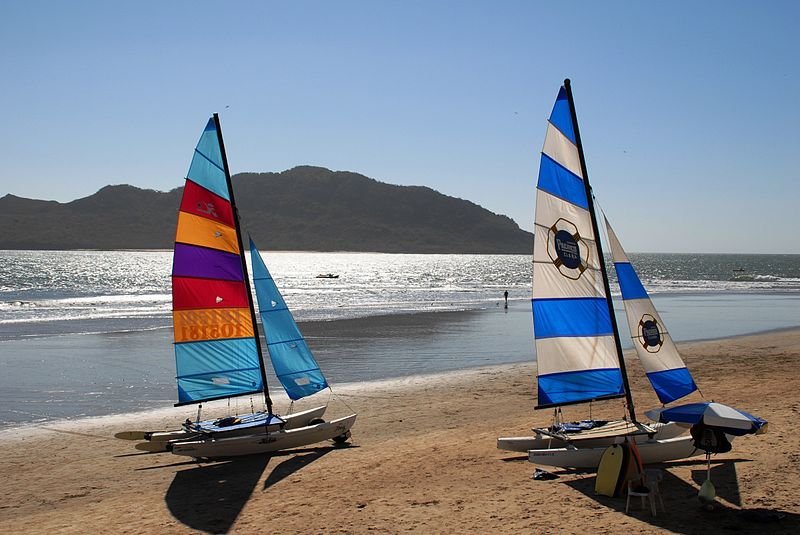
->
[[503, 290, 509, 309]]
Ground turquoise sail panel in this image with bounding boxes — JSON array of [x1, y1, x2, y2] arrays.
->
[[175, 338, 263, 404], [250, 238, 329, 400], [186, 118, 229, 200]]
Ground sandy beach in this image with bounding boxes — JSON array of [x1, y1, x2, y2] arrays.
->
[[1, 327, 798, 534]]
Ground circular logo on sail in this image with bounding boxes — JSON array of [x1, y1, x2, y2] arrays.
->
[[638, 314, 663, 352], [554, 230, 581, 269], [546, 218, 587, 280]]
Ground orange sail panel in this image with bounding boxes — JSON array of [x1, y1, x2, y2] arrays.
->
[[173, 308, 255, 343], [175, 212, 239, 254]]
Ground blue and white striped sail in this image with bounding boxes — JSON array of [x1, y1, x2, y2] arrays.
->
[[604, 217, 698, 404], [249, 238, 329, 401], [532, 86, 624, 408]]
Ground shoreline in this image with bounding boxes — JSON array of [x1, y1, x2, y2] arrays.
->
[[2, 325, 799, 438], [3, 303, 800, 433]]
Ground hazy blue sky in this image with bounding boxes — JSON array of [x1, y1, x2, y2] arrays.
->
[[1, 1, 798, 253]]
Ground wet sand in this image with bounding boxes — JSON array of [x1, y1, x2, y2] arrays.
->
[[1, 326, 799, 533]]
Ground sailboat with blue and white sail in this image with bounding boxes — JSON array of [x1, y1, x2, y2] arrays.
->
[[498, 80, 705, 466], [118, 114, 354, 456]]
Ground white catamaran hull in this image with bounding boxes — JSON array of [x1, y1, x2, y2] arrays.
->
[[527, 435, 713, 468], [170, 414, 357, 459], [131, 406, 327, 452], [497, 421, 688, 453]]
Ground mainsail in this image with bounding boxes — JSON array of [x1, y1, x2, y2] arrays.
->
[[249, 237, 329, 401], [171, 116, 267, 406], [604, 217, 698, 404], [532, 81, 631, 411]]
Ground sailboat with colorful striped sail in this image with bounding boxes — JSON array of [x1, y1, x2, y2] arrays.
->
[[119, 115, 354, 454], [497, 81, 704, 466], [168, 235, 355, 458]]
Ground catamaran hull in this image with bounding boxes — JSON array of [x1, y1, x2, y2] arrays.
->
[[497, 421, 688, 453], [131, 406, 327, 452], [527, 435, 710, 468], [169, 414, 357, 459]]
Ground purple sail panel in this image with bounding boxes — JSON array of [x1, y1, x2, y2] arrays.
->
[[173, 243, 243, 281]]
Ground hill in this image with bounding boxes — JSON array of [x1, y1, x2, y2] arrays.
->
[[0, 166, 532, 253]]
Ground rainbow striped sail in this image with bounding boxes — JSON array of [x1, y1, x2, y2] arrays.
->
[[532, 84, 625, 409], [172, 117, 264, 406], [605, 216, 698, 404], [250, 237, 329, 401]]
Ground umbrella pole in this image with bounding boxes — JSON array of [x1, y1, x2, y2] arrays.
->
[[699, 451, 716, 507]]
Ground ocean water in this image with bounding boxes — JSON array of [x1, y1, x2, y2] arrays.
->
[[2, 250, 799, 341], [0, 250, 530, 340], [1, 250, 799, 428]]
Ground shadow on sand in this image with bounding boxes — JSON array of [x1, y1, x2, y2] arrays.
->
[[164, 445, 347, 534], [546, 459, 800, 534]]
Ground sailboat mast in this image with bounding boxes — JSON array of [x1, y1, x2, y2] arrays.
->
[[562, 79, 637, 423], [212, 113, 274, 415]]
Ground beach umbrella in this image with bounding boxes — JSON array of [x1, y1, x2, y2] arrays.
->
[[658, 402, 767, 507], [657, 402, 767, 436]]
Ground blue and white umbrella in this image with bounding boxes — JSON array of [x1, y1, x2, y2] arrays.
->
[[658, 402, 767, 436], [659, 401, 767, 506]]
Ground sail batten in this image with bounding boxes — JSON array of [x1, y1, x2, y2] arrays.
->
[[249, 238, 329, 401], [171, 117, 264, 405], [604, 216, 698, 404], [533, 83, 625, 409]]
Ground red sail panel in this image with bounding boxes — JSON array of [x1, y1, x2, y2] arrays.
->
[[180, 179, 235, 227], [172, 277, 249, 310]]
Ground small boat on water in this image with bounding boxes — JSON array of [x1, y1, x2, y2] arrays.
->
[[315, 273, 339, 279]]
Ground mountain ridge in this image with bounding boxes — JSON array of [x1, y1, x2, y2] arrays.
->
[[0, 166, 532, 253]]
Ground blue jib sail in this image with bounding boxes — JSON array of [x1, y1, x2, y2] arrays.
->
[[249, 238, 329, 400], [605, 216, 698, 404], [532, 85, 624, 408]]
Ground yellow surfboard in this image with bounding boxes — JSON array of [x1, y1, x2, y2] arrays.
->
[[595, 444, 624, 496]]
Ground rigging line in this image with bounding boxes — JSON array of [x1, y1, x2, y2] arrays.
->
[[333, 388, 357, 414]]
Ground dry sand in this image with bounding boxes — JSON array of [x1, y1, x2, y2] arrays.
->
[[1, 329, 799, 534]]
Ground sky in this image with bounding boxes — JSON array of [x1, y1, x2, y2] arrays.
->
[[1, 1, 798, 253]]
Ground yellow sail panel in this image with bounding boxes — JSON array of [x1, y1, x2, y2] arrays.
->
[[173, 308, 255, 343], [175, 212, 239, 254]]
